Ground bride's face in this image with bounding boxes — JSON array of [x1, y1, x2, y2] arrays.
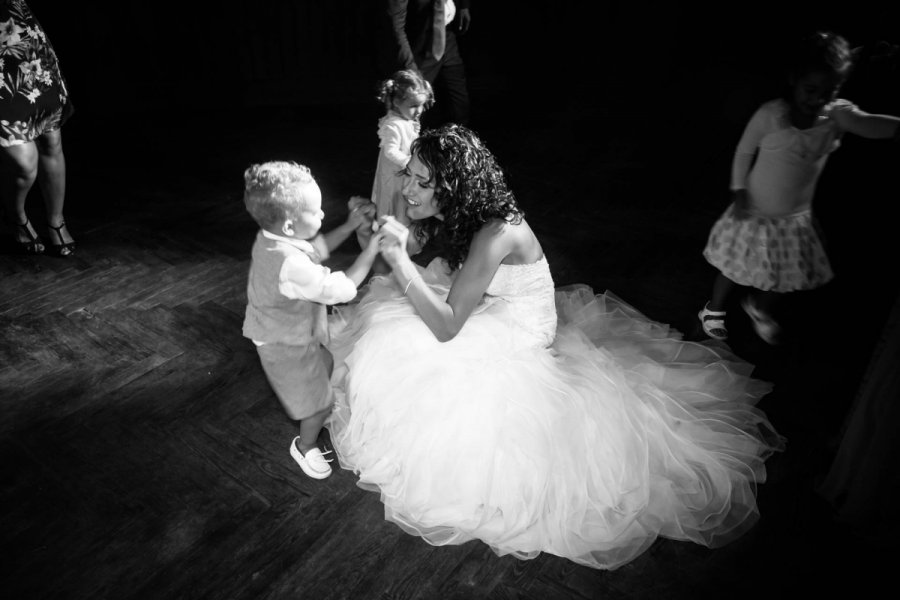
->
[[401, 154, 443, 221]]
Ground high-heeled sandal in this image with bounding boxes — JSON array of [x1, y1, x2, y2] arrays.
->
[[698, 302, 728, 340], [46, 222, 75, 257], [10, 218, 45, 254]]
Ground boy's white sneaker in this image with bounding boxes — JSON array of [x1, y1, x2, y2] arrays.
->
[[289, 437, 333, 479]]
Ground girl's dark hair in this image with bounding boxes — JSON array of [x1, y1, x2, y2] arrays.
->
[[375, 69, 435, 112], [787, 30, 855, 81], [410, 124, 523, 271]]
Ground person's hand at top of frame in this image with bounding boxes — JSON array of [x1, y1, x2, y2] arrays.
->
[[376, 215, 410, 265], [457, 8, 471, 34]]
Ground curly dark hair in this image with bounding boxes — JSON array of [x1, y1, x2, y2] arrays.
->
[[410, 124, 523, 271]]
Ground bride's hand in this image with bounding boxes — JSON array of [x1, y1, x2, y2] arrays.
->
[[377, 216, 409, 265]]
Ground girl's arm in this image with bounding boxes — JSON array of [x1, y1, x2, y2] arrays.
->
[[832, 102, 900, 139], [730, 104, 770, 190], [380, 218, 507, 342], [379, 121, 411, 167]]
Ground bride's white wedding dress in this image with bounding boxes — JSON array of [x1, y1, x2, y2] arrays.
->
[[326, 256, 784, 570]]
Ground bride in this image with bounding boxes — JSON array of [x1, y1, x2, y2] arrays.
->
[[326, 124, 785, 570]]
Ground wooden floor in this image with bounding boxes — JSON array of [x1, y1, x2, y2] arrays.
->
[[1, 95, 897, 599]]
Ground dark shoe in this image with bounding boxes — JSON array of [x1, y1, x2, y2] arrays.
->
[[46, 222, 75, 257], [10, 218, 45, 254]]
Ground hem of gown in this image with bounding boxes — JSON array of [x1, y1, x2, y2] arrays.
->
[[327, 274, 786, 571]]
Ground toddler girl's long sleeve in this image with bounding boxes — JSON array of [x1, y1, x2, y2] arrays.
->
[[371, 114, 421, 222]]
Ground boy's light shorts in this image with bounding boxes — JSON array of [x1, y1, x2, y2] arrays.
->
[[256, 342, 333, 420]]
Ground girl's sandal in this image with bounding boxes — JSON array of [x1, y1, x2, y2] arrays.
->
[[11, 218, 45, 255], [698, 303, 728, 340], [47, 222, 75, 257], [741, 298, 780, 345]]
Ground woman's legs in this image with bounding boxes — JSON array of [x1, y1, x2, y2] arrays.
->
[[36, 129, 74, 250], [1, 140, 42, 249]]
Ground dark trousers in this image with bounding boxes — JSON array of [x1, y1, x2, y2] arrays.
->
[[417, 32, 470, 127]]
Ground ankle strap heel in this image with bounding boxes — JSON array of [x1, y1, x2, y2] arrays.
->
[[47, 222, 76, 257]]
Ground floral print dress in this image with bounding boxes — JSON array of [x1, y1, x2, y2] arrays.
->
[[0, 0, 71, 147]]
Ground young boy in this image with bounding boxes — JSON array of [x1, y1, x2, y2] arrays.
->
[[242, 161, 379, 479]]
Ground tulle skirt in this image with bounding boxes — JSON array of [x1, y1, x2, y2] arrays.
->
[[326, 270, 785, 570]]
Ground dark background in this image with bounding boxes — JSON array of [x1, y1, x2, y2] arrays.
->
[[31, 0, 900, 204]]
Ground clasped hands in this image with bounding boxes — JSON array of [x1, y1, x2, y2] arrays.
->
[[347, 197, 409, 265], [373, 215, 409, 265]]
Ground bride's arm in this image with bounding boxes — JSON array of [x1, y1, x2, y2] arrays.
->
[[382, 219, 508, 342]]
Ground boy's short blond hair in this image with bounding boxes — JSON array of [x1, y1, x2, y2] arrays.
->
[[244, 161, 318, 229]]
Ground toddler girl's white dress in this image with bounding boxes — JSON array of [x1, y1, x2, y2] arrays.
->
[[704, 98, 859, 292], [371, 112, 419, 225], [326, 256, 784, 570]]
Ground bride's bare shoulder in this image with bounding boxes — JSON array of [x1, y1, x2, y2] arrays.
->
[[474, 219, 542, 264]]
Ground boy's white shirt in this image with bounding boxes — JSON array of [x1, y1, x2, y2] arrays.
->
[[261, 229, 358, 306], [252, 230, 357, 347]]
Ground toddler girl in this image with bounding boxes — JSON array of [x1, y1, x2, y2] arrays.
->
[[371, 70, 434, 226], [699, 31, 900, 344]]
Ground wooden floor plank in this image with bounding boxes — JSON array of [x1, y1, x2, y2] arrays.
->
[[0, 264, 107, 317]]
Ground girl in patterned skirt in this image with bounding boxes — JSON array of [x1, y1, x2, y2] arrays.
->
[[699, 30, 900, 344]]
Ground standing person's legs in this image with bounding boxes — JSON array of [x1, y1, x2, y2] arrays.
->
[[436, 34, 470, 126], [417, 57, 444, 129], [35, 128, 74, 253], [0, 140, 43, 252], [438, 62, 470, 126]]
